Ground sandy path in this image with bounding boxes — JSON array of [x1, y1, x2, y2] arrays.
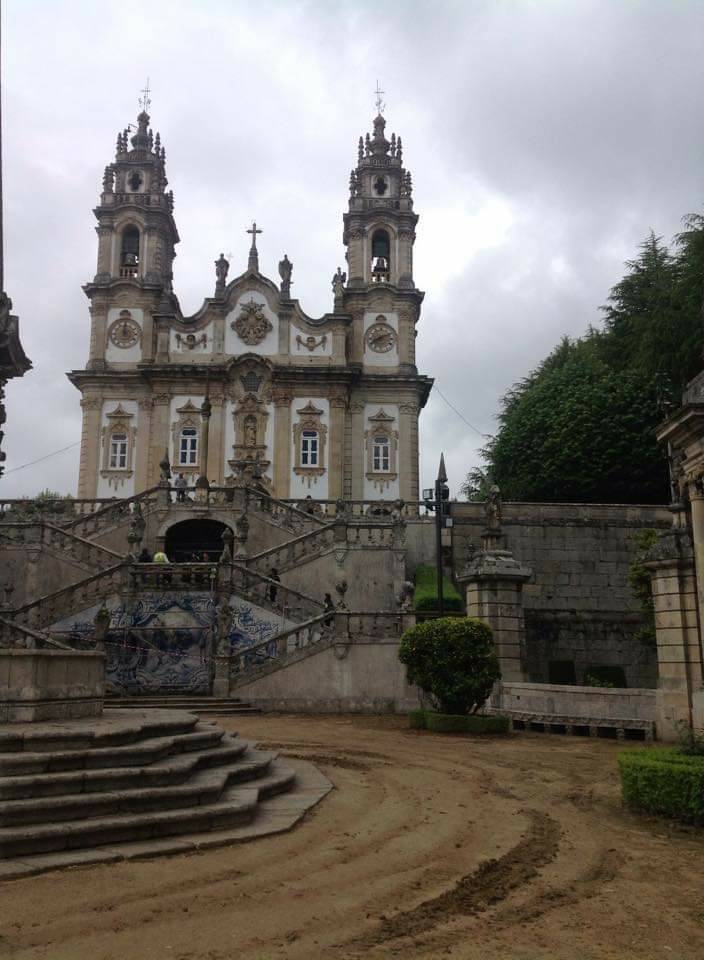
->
[[1, 714, 703, 960]]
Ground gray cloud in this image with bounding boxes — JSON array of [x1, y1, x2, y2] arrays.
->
[[3, 0, 703, 498]]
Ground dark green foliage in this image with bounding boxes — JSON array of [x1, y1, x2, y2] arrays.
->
[[676, 721, 704, 756], [408, 709, 427, 729], [483, 337, 668, 503], [470, 215, 704, 504], [618, 749, 704, 824], [424, 713, 510, 734], [398, 617, 500, 715], [425, 713, 470, 734], [584, 665, 627, 688], [628, 529, 660, 647], [413, 565, 463, 612]]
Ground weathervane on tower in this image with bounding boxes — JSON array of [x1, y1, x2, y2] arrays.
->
[[374, 80, 385, 115], [139, 78, 151, 114]]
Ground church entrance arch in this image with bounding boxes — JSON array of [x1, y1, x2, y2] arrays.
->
[[164, 519, 230, 562]]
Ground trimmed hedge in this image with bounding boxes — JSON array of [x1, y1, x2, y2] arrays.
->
[[408, 709, 427, 730], [413, 565, 463, 612], [618, 748, 704, 824], [422, 712, 511, 735]]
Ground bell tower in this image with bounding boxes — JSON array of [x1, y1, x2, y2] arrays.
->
[[343, 106, 418, 290], [83, 94, 180, 371]]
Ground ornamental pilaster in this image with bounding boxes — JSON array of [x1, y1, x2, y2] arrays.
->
[[77, 397, 103, 497]]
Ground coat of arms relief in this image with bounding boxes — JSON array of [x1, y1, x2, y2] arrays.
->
[[231, 298, 273, 346]]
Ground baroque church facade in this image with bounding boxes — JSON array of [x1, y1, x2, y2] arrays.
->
[[69, 107, 433, 502]]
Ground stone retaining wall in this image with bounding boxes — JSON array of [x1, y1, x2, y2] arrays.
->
[[0, 649, 105, 722]]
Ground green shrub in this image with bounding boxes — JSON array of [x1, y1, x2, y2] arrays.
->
[[466, 714, 510, 735], [413, 565, 463, 612], [584, 665, 626, 688], [399, 616, 500, 715], [426, 713, 469, 734], [408, 709, 427, 730], [618, 749, 704, 823], [425, 712, 511, 735]]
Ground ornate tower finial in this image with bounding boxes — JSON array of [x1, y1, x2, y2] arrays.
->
[[247, 221, 262, 272], [374, 80, 385, 115], [139, 77, 152, 114]]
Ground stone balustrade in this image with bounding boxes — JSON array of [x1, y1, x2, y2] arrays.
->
[[1, 521, 125, 571], [10, 563, 126, 631]]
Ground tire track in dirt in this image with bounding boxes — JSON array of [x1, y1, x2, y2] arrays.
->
[[349, 809, 561, 947]]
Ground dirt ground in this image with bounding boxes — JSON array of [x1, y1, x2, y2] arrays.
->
[[1, 714, 704, 960]]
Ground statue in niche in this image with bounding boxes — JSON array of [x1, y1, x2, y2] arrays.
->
[[486, 485, 502, 531], [244, 416, 257, 448]]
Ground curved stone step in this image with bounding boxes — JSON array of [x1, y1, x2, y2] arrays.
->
[[0, 782, 268, 857], [0, 726, 225, 776], [0, 736, 250, 800], [0, 747, 277, 827], [0, 710, 199, 754]]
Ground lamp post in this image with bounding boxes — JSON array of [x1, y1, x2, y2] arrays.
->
[[424, 453, 450, 619], [196, 394, 211, 490]]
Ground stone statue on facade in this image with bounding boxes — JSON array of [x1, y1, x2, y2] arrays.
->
[[278, 255, 293, 299], [332, 267, 346, 305], [335, 579, 349, 610], [159, 449, 171, 484], [215, 600, 232, 654], [397, 580, 415, 613], [214, 253, 229, 295]]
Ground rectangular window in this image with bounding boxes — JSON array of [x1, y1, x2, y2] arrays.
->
[[179, 428, 198, 466], [301, 430, 318, 467], [373, 436, 390, 472], [109, 433, 128, 470]]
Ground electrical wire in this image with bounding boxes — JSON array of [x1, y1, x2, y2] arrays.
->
[[3, 439, 81, 475], [433, 385, 491, 439]]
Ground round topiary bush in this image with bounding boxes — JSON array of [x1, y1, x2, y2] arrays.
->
[[399, 616, 500, 716]]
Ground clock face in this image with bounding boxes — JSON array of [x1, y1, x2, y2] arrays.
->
[[366, 322, 397, 354], [108, 314, 141, 349]]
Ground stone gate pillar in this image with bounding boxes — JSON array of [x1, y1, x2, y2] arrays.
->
[[645, 525, 704, 740], [457, 538, 531, 682]]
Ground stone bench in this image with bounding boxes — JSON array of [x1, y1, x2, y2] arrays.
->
[[499, 709, 654, 741]]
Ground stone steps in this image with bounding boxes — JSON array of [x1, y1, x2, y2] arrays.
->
[[0, 726, 224, 776], [0, 762, 297, 858], [0, 737, 251, 800], [0, 709, 311, 870], [106, 697, 261, 717], [0, 749, 277, 826]]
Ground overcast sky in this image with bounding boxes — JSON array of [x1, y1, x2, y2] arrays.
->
[[2, 0, 704, 499]]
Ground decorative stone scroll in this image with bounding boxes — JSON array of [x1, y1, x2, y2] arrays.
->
[[295, 333, 327, 353]]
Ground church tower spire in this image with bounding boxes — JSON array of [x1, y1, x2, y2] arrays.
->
[[88, 102, 179, 291], [342, 104, 418, 290]]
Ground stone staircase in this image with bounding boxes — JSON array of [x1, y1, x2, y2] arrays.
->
[[0, 709, 330, 878], [106, 695, 262, 716]]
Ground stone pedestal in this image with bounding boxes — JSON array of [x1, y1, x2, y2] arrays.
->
[[0, 649, 105, 723], [457, 538, 531, 683]]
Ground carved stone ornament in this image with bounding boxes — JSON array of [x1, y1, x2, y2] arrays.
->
[[175, 332, 207, 351], [295, 333, 327, 353], [231, 298, 273, 346], [107, 310, 141, 349], [365, 318, 397, 353]]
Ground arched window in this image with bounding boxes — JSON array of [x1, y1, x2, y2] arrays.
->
[[372, 435, 390, 473], [301, 430, 319, 467], [120, 226, 140, 278], [371, 228, 391, 282], [179, 427, 199, 466], [109, 433, 128, 470]]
